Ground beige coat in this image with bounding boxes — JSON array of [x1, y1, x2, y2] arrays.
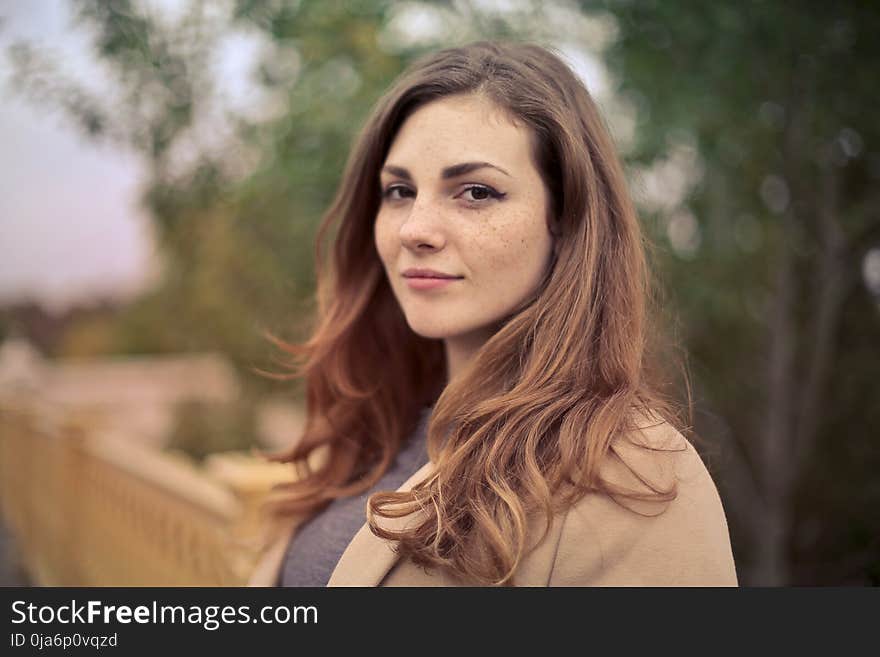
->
[[248, 417, 738, 587]]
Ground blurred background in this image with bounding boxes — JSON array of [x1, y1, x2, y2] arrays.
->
[[0, 0, 877, 586]]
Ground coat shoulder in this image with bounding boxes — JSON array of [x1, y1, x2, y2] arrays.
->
[[602, 410, 688, 514], [549, 415, 738, 586]]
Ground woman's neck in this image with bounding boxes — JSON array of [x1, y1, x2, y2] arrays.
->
[[443, 328, 493, 383]]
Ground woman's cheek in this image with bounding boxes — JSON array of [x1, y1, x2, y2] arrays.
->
[[373, 214, 397, 269]]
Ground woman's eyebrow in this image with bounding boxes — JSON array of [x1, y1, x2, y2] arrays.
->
[[381, 161, 511, 180]]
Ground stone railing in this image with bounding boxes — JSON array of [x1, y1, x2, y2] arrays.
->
[[0, 400, 298, 586]]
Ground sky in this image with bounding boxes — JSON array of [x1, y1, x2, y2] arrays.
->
[[0, 0, 271, 315], [0, 1, 158, 314]]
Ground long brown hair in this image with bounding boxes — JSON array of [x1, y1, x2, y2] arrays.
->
[[267, 40, 689, 585]]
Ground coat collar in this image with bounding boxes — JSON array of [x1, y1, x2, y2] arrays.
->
[[327, 460, 435, 586]]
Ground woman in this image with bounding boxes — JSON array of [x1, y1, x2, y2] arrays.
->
[[250, 40, 737, 587]]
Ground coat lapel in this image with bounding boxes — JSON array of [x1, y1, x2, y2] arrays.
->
[[327, 460, 435, 586]]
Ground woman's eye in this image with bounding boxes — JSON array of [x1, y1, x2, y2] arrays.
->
[[459, 184, 504, 203], [382, 184, 414, 201]]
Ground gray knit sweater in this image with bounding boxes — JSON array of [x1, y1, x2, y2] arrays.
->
[[278, 407, 431, 587]]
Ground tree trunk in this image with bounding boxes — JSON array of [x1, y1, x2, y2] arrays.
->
[[754, 227, 797, 585], [750, 503, 790, 586]]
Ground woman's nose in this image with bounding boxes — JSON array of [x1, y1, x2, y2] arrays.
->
[[399, 198, 446, 252]]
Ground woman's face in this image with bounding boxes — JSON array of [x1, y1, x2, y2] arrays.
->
[[374, 94, 554, 348]]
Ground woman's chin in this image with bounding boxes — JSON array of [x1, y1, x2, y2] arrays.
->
[[404, 317, 457, 341]]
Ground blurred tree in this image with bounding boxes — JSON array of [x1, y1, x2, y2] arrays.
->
[[600, 0, 880, 584]]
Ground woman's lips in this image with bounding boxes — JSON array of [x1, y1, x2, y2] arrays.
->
[[404, 276, 461, 290], [401, 269, 463, 290]]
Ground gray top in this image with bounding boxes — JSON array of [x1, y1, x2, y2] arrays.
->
[[278, 407, 432, 587]]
